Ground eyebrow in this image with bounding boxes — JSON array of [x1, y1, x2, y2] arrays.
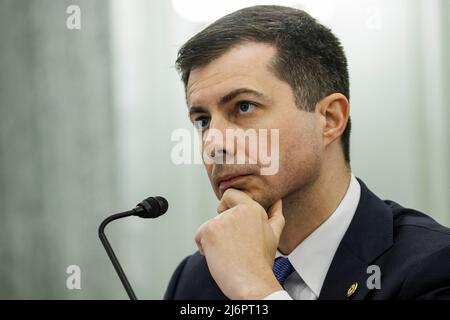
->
[[188, 88, 266, 117]]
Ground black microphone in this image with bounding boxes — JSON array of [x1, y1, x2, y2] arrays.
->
[[98, 196, 169, 300]]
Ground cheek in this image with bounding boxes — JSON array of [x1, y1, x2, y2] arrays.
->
[[270, 119, 322, 191], [205, 163, 221, 199], [284, 117, 321, 161], [204, 163, 213, 182], [282, 121, 319, 161]]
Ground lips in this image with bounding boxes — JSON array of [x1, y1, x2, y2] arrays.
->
[[217, 173, 252, 191]]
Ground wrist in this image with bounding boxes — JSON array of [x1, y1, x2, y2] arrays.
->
[[237, 275, 283, 300]]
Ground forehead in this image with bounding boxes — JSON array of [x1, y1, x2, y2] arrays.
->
[[186, 42, 278, 107]]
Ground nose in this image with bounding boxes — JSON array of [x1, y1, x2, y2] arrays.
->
[[203, 116, 236, 164]]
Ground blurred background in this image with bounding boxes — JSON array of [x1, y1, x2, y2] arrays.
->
[[0, 0, 448, 299]]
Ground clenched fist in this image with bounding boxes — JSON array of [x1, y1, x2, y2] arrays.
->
[[195, 188, 285, 299]]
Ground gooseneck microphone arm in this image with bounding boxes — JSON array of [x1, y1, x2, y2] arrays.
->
[[99, 210, 138, 300], [98, 196, 169, 300]]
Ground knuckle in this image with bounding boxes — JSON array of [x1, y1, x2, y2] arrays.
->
[[202, 219, 218, 236], [222, 188, 239, 200], [222, 188, 233, 199], [236, 203, 249, 212], [202, 221, 213, 234], [194, 228, 203, 244]]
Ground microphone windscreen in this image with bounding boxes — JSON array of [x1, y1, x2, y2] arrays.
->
[[137, 196, 168, 218], [155, 196, 169, 215]]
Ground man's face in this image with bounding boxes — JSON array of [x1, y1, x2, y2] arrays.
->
[[186, 42, 323, 210]]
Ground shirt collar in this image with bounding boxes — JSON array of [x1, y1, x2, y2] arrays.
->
[[276, 173, 361, 297]]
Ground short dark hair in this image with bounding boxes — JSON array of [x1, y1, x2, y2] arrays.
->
[[176, 5, 351, 163]]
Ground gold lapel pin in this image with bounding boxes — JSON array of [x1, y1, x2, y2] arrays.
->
[[346, 282, 358, 298]]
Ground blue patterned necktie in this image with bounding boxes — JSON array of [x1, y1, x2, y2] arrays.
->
[[273, 257, 295, 286]]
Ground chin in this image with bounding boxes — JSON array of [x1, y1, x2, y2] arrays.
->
[[214, 184, 281, 212], [245, 190, 278, 212]]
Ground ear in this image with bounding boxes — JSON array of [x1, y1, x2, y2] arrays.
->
[[316, 93, 350, 147]]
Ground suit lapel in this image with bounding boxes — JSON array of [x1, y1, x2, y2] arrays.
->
[[319, 178, 394, 300]]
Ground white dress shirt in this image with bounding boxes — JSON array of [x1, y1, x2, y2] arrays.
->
[[265, 173, 361, 300]]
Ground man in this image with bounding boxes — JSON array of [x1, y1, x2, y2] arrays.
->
[[164, 5, 450, 300]]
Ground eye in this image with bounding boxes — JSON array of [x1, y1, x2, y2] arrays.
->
[[237, 101, 256, 115], [193, 116, 210, 130]]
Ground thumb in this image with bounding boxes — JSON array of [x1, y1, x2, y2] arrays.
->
[[267, 199, 285, 241]]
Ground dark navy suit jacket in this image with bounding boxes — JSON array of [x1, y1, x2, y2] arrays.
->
[[164, 179, 450, 300]]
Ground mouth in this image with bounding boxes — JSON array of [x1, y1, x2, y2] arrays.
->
[[217, 174, 253, 192]]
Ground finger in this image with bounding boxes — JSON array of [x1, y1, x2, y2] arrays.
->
[[194, 234, 204, 255], [194, 222, 207, 255], [217, 188, 253, 213], [267, 199, 285, 241]]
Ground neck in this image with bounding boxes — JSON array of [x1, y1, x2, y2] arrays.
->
[[278, 160, 351, 255]]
